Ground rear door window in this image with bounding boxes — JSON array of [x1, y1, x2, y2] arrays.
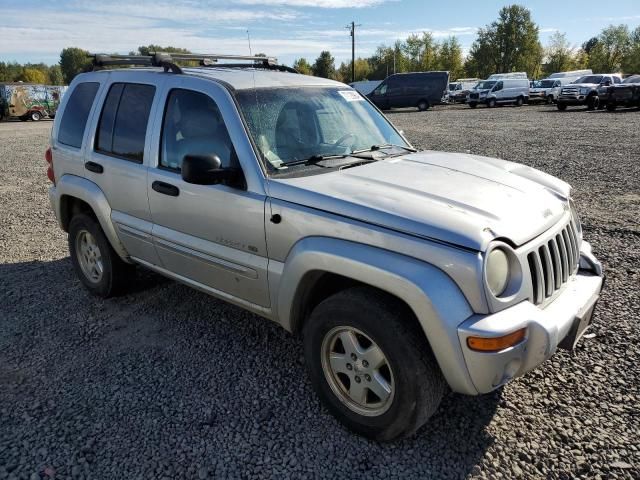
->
[[95, 83, 155, 163], [58, 82, 99, 148]]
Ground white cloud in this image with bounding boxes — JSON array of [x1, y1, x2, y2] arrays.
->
[[236, 0, 386, 7]]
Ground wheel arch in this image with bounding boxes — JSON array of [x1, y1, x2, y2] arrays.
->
[[53, 175, 131, 262], [276, 237, 478, 394]]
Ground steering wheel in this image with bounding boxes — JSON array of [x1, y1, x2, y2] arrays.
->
[[333, 133, 357, 147]]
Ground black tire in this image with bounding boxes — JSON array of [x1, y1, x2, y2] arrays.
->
[[469, 102, 477, 109], [515, 96, 524, 107], [587, 95, 599, 110], [417, 100, 430, 111], [557, 103, 567, 111], [546, 95, 554, 104], [303, 287, 445, 441], [606, 103, 617, 111], [487, 98, 496, 108], [68, 213, 134, 298], [30, 111, 41, 121]]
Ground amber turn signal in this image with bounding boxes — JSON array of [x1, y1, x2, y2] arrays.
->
[[467, 328, 526, 352]]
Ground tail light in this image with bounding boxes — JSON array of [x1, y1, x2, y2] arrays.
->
[[45, 146, 55, 184]]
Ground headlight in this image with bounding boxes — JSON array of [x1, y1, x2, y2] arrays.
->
[[486, 248, 510, 297], [580, 87, 590, 95], [569, 199, 582, 236]]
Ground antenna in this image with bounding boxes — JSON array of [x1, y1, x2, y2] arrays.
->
[[247, 30, 253, 56]]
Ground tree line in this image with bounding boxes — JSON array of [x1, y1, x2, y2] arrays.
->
[[1, 5, 639, 86]]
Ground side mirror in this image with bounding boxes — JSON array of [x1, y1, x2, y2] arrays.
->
[[181, 154, 241, 186]]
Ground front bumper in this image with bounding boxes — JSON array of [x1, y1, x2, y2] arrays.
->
[[457, 247, 603, 394], [558, 95, 587, 105]]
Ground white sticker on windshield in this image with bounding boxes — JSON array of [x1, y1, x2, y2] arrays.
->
[[338, 90, 364, 102]]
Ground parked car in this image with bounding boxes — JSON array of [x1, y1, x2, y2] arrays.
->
[[0, 83, 67, 121], [367, 71, 449, 111], [47, 53, 603, 441], [547, 69, 593, 84], [488, 72, 528, 80], [529, 79, 563, 104], [598, 75, 640, 111], [557, 74, 623, 111], [467, 78, 530, 108], [348, 80, 382, 96], [447, 78, 481, 103]]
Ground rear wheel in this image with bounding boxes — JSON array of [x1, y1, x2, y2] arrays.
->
[[303, 287, 445, 441], [30, 111, 42, 121], [417, 100, 430, 111], [68, 214, 134, 298], [557, 103, 567, 111], [515, 96, 524, 107]]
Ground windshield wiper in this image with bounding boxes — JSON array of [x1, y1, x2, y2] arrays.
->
[[350, 144, 417, 155], [281, 153, 349, 167]]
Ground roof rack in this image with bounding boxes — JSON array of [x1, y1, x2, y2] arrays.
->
[[89, 53, 298, 74]]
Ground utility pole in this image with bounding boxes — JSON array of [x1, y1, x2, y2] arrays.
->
[[346, 21, 361, 83]]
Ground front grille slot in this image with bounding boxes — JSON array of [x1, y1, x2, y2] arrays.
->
[[527, 221, 581, 305]]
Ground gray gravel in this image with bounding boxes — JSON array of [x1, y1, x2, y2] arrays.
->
[[1, 105, 639, 479]]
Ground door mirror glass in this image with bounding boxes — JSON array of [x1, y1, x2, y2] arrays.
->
[[181, 154, 240, 185]]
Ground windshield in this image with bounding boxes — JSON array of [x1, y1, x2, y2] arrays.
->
[[573, 75, 603, 84], [235, 87, 407, 168], [475, 81, 496, 90], [539, 80, 555, 88], [449, 83, 457, 91], [623, 75, 640, 84]]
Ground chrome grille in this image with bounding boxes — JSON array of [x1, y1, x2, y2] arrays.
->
[[561, 87, 579, 96], [527, 220, 581, 305]]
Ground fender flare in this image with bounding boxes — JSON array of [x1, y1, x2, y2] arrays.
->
[[53, 174, 131, 261], [276, 237, 478, 394]]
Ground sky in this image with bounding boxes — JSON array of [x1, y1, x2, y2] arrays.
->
[[1, 0, 639, 67]]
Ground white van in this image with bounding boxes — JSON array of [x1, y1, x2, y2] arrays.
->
[[487, 72, 528, 80], [467, 78, 530, 108], [548, 69, 593, 84]]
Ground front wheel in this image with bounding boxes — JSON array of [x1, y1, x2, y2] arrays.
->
[[546, 95, 554, 104], [557, 103, 567, 111], [68, 214, 134, 298], [303, 287, 445, 441], [417, 100, 430, 111], [468, 102, 477, 109], [487, 98, 496, 108], [587, 96, 599, 110], [30, 111, 42, 121]]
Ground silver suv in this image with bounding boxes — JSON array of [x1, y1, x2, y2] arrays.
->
[[47, 53, 604, 441]]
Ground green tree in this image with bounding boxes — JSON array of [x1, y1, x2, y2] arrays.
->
[[59, 47, 91, 84], [312, 51, 335, 79], [622, 26, 640, 73], [19, 68, 47, 84], [544, 32, 578, 76], [292, 58, 312, 75], [336, 58, 372, 82], [588, 25, 631, 72], [48, 65, 64, 85], [135, 45, 191, 56], [437, 36, 464, 79], [465, 5, 542, 77]]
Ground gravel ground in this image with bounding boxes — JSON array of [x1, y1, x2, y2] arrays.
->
[[1, 105, 639, 480]]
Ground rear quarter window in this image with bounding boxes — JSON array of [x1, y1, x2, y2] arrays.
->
[[58, 82, 100, 148]]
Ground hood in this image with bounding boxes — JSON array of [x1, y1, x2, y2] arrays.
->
[[269, 151, 571, 251], [564, 83, 598, 89]]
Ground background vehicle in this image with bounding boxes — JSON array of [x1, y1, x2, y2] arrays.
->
[[349, 80, 382, 96], [547, 69, 593, 84], [487, 72, 528, 80], [557, 74, 622, 110], [367, 71, 449, 111], [47, 53, 603, 441], [447, 78, 481, 103], [599, 74, 640, 111], [529, 79, 562, 103], [0, 84, 67, 121], [467, 78, 529, 108]]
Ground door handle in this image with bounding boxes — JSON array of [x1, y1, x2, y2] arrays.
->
[[152, 181, 180, 197], [85, 161, 103, 174]]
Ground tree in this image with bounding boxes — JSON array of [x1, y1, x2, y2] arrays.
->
[[135, 45, 191, 56], [293, 58, 312, 75], [437, 36, 464, 79], [336, 58, 372, 82], [544, 32, 578, 76], [48, 65, 64, 85], [312, 51, 335, 79], [588, 25, 631, 72], [622, 26, 640, 73], [19, 68, 46, 84], [59, 47, 91, 84], [465, 5, 542, 77]]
